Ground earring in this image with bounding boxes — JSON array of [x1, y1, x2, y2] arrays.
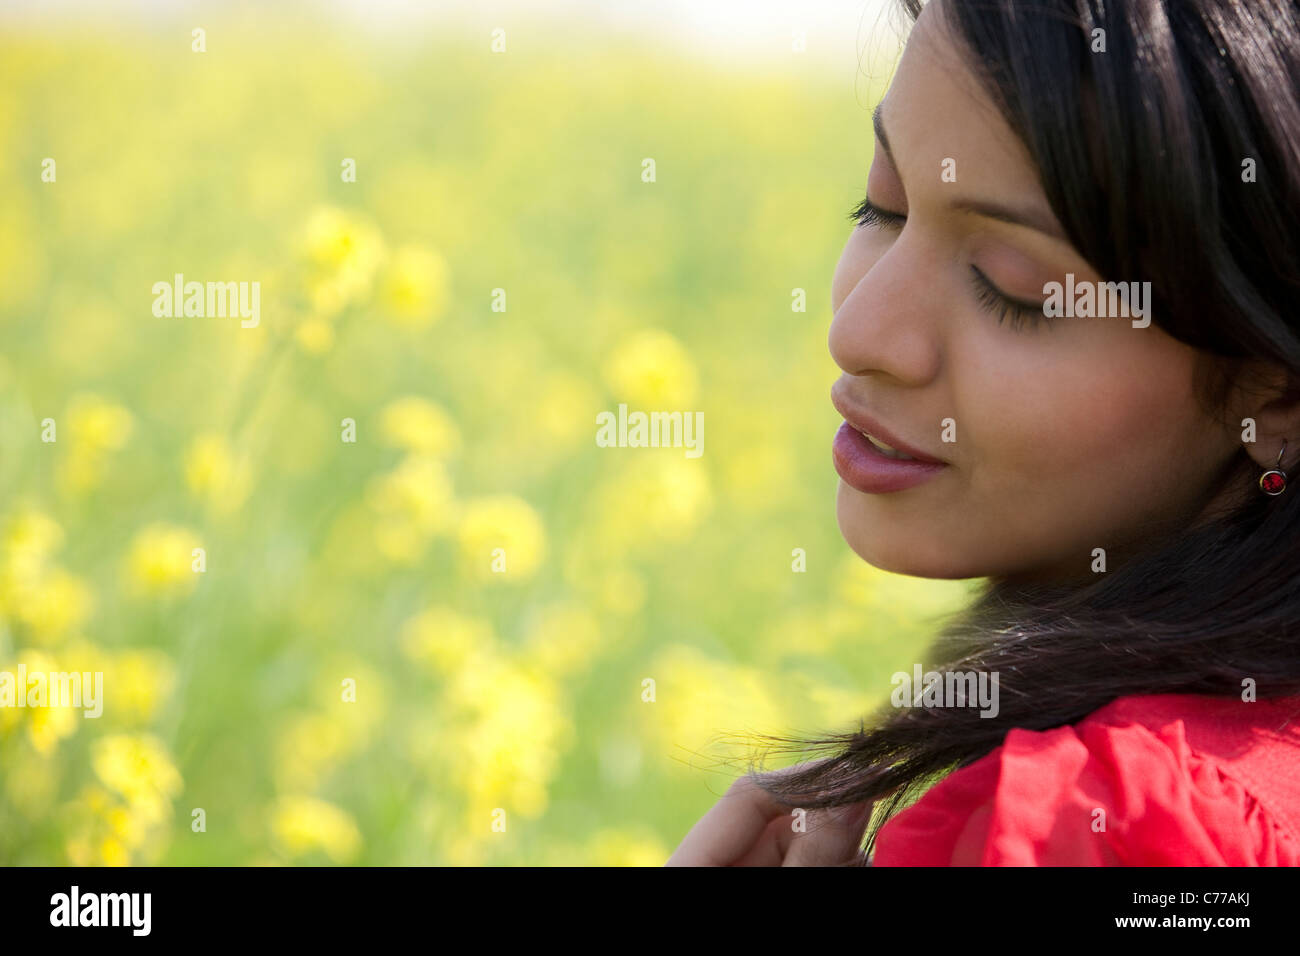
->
[[1260, 440, 1288, 496]]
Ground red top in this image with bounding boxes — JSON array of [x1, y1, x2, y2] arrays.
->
[[872, 693, 1300, 865]]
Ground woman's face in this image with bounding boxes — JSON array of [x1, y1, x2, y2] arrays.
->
[[829, 3, 1244, 582]]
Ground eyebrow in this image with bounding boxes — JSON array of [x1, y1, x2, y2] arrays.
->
[[871, 101, 1068, 242]]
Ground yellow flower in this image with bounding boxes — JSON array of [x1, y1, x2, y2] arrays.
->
[[366, 454, 456, 562], [2, 510, 63, 576], [378, 245, 449, 328], [105, 805, 148, 852], [457, 495, 545, 580], [91, 734, 183, 824], [295, 316, 335, 353], [643, 457, 712, 535], [401, 607, 494, 674], [2, 566, 92, 645], [270, 795, 361, 863], [66, 393, 134, 453], [299, 206, 386, 315], [367, 454, 454, 531], [183, 432, 252, 515], [27, 697, 79, 754], [378, 397, 460, 457], [99, 838, 130, 867], [63, 783, 156, 866], [55, 394, 134, 494], [602, 329, 698, 407], [592, 457, 712, 552], [448, 660, 573, 820], [125, 523, 203, 597], [302, 206, 380, 272], [107, 649, 176, 725], [0, 649, 83, 752]]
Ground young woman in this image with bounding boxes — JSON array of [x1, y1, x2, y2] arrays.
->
[[668, 0, 1300, 866]]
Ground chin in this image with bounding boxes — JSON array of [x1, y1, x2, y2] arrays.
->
[[835, 480, 972, 580]]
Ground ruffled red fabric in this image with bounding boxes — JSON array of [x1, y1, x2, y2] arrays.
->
[[872, 693, 1300, 865]]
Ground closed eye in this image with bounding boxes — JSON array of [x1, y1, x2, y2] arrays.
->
[[969, 264, 1051, 332], [848, 195, 906, 230]]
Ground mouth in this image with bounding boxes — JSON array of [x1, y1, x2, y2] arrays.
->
[[857, 428, 917, 460], [829, 382, 949, 495], [832, 422, 948, 494], [828, 384, 946, 466]]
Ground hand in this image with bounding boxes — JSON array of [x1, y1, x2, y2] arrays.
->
[[665, 764, 875, 866]]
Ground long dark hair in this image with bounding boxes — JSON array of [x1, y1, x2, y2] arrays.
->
[[752, 0, 1300, 858]]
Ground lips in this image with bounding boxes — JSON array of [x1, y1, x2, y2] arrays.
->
[[832, 422, 947, 494], [828, 384, 946, 465], [829, 382, 949, 494]]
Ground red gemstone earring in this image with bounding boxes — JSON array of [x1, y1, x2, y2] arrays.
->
[[1259, 440, 1288, 496]]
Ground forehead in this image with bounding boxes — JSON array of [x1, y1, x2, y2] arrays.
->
[[878, 5, 1043, 200]]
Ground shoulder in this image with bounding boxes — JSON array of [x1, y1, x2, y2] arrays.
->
[[871, 693, 1300, 866]]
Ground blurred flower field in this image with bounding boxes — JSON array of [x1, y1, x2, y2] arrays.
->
[[0, 10, 975, 864]]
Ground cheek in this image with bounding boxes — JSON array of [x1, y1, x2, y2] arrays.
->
[[963, 332, 1207, 504]]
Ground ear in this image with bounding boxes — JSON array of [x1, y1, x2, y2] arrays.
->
[[1232, 362, 1300, 472]]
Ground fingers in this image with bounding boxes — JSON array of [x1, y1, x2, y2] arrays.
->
[[666, 760, 874, 867], [665, 772, 794, 866], [729, 812, 797, 867], [780, 800, 875, 867]]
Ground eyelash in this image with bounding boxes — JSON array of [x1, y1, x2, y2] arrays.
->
[[848, 195, 1051, 333], [848, 196, 905, 230], [968, 265, 1049, 332]]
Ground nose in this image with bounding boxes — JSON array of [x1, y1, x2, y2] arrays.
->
[[828, 234, 944, 387]]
